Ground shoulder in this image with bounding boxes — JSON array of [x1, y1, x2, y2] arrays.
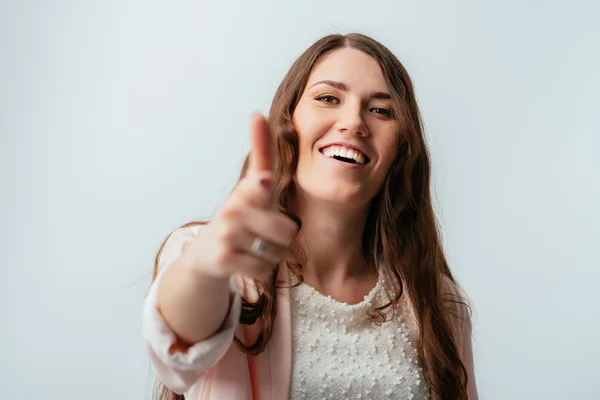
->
[[441, 275, 479, 398], [440, 275, 473, 341], [441, 275, 471, 317]]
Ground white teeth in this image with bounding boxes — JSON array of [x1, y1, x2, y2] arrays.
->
[[321, 145, 367, 164]]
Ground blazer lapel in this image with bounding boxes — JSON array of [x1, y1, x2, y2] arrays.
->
[[269, 265, 293, 399]]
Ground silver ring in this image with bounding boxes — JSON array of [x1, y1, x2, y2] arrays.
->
[[251, 237, 267, 256]]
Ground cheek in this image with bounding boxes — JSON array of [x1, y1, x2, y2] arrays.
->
[[383, 140, 399, 165], [293, 105, 329, 153], [376, 132, 400, 173]]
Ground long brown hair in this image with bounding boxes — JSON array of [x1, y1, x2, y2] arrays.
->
[[153, 33, 469, 400]]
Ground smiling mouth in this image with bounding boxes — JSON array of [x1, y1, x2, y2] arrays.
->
[[319, 145, 371, 165]]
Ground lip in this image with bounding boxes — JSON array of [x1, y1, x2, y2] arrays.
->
[[318, 141, 372, 164]]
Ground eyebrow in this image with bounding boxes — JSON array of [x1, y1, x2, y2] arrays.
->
[[308, 80, 392, 100]]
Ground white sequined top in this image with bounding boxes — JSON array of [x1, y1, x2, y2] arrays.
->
[[289, 268, 429, 400]]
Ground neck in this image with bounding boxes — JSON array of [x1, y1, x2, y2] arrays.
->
[[292, 190, 374, 286]]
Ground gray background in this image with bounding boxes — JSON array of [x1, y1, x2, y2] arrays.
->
[[1, 1, 599, 399]]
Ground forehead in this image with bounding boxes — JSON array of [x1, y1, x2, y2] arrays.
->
[[306, 48, 389, 93]]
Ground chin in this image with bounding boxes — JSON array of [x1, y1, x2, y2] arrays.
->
[[307, 185, 369, 207], [294, 174, 373, 207]]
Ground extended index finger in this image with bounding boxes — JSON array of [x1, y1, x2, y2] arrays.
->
[[249, 114, 273, 173]]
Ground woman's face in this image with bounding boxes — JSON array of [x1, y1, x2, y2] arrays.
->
[[292, 48, 399, 208]]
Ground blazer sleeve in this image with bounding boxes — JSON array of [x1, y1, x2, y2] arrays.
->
[[142, 226, 242, 394]]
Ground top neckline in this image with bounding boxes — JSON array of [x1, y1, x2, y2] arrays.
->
[[297, 277, 383, 309], [291, 264, 386, 310]]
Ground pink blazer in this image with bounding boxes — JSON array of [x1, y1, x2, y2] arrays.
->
[[143, 226, 478, 399]]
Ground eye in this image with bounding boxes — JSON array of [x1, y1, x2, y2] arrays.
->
[[370, 107, 393, 118], [315, 95, 340, 104]]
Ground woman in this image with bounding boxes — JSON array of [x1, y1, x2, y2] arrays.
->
[[143, 33, 478, 399]]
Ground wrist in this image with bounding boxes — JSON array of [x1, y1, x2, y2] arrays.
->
[[180, 250, 232, 284]]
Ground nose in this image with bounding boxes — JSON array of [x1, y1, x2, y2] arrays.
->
[[335, 102, 368, 137]]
